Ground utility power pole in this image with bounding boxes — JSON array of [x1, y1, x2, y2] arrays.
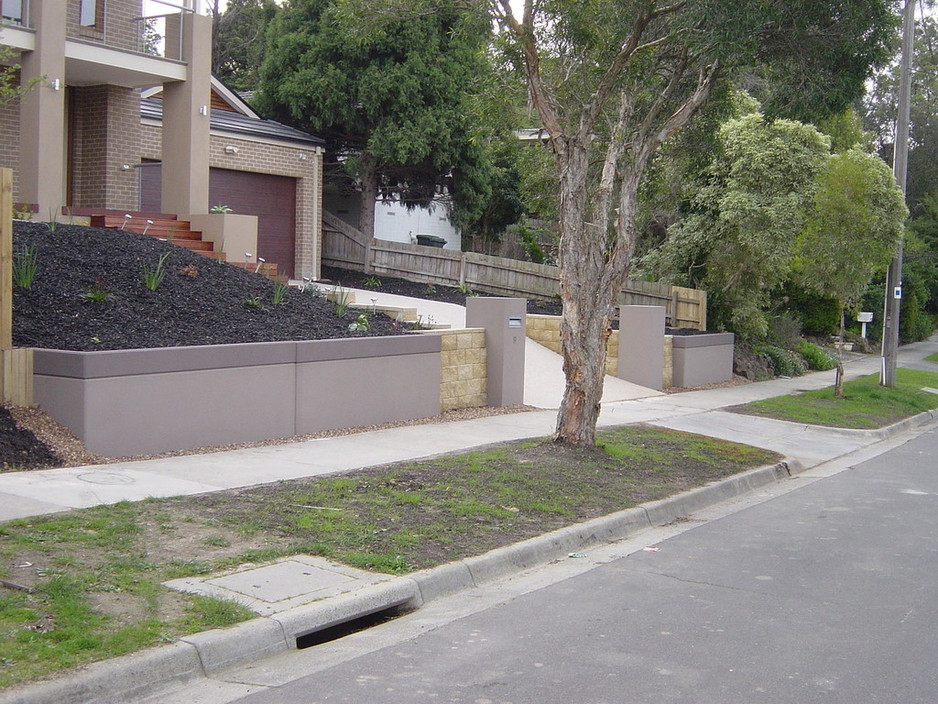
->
[[882, 0, 915, 387]]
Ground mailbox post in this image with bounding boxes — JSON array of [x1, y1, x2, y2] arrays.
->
[[857, 311, 873, 339], [466, 297, 526, 407]]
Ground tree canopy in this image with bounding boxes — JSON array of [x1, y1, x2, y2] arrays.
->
[[212, 0, 278, 92], [255, 0, 493, 240], [795, 147, 907, 394]]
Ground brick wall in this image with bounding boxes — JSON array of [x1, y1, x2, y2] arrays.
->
[[71, 85, 140, 210], [437, 328, 487, 411], [140, 122, 323, 279], [68, 0, 143, 53], [0, 89, 20, 200]]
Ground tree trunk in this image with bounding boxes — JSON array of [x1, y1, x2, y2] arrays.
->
[[358, 153, 378, 241], [552, 146, 638, 446], [835, 304, 845, 399]]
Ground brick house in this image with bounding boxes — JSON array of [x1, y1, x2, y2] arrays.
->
[[0, 0, 325, 279]]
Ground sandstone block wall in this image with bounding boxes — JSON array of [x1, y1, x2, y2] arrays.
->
[[437, 328, 487, 411]]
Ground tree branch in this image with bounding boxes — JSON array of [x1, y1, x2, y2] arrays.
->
[[494, 0, 566, 152]]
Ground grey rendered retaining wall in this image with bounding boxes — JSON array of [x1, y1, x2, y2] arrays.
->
[[671, 332, 735, 387], [33, 335, 442, 457]]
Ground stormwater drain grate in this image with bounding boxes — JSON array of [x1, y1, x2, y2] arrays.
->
[[295, 604, 410, 650]]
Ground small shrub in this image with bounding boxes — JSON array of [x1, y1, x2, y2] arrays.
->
[[12, 245, 39, 289], [425, 282, 436, 296], [761, 345, 807, 377], [141, 253, 170, 291], [517, 224, 546, 264], [348, 313, 370, 332], [81, 277, 113, 303], [179, 263, 199, 278], [210, 204, 232, 214], [363, 276, 381, 288], [12, 202, 32, 220], [795, 339, 837, 371], [244, 293, 263, 309], [767, 313, 802, 349], [301, 281, 323, 298]]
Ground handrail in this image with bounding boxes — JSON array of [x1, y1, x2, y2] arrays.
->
[[133, 10, 187, 60]]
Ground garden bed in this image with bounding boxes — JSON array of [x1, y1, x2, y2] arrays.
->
[[13, 223, 405, 351]]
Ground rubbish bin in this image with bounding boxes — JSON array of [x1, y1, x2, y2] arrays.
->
[[416, 234, 447, 248]]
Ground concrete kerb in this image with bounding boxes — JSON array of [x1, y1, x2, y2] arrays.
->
[[0, 641, 204, 704]]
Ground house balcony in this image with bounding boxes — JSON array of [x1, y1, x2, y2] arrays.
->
[[0, 0, 194, 88]]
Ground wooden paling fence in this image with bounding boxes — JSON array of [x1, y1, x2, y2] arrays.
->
[[0, 167, 32, 405], [322, 211, 707, 330]]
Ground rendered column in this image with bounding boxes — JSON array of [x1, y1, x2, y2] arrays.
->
[[18, 0, 66, 218], [466, 297, 526, 407], [617, 305, 665, 390], [161, 11, 211, 215]]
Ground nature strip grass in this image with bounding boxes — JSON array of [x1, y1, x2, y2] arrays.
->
[[0, 425, 778, 690], [732, 368, 938, 429], [925, 352, 938, 363]]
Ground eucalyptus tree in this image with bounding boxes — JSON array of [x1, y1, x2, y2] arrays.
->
[[485, 0, 896, 445]]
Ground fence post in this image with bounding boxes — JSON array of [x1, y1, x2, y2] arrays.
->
[[459, 252, 467, 286], [0, 168, 33, 406], [1, 168, 11, 350]]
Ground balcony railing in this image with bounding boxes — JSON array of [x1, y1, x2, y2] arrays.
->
[[133, 0, 194, 60], [0, 0, 29, 28]]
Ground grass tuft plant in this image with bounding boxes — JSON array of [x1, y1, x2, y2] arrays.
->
[[141, 253, 170, 292], [12, 245, 39, 289], [272, 280, 289, 305], [452, 282, 476, 296], [331, 285, 352, 315]]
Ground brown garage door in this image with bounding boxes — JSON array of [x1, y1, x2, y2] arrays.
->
[[140, 164, 298, 277]]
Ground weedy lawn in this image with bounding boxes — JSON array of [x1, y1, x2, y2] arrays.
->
[[0, 424, 778, 689]]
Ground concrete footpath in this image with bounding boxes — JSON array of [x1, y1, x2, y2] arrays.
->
[[1, 338, 938, 703]]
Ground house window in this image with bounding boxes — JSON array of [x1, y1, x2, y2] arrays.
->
[[79, 0, 104, 28], [1, 0, 24, 25]]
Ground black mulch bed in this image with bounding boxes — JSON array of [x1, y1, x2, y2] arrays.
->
[[321, 264, 564, 316], [13, 222, 407, 352], [0, 407, 63, 470]]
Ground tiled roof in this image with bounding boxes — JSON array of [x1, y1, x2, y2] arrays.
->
[[141, 97, 325, 148]]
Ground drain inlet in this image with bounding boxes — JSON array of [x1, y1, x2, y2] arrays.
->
[[295, 604, 410, 649]]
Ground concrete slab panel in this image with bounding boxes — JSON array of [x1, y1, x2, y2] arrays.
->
[[164, 556, 394, 616], [0, 492, 68, 521]]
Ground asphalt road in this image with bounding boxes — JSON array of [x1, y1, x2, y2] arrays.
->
[[213, 424, 938, 704]]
